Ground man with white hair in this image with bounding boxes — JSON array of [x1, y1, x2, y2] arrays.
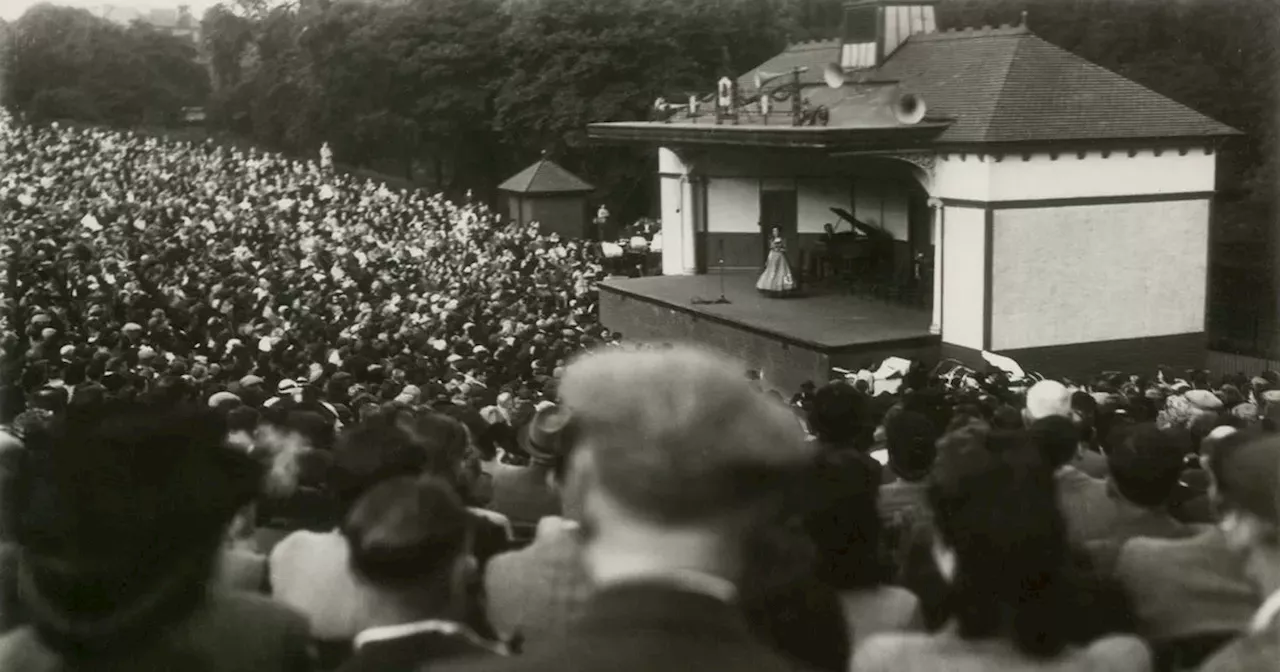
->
[[451, 345, 815, 672], [1025, 380, 1118, 544]]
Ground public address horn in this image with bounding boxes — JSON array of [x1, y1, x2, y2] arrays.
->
[[894, 93, 927, 125]]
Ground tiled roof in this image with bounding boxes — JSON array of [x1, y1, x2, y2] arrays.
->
[[498, 158, 594, 194], [739, 26, 1240, 144]]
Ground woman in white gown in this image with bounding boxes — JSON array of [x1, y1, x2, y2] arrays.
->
[[757, 227, 798, 297]]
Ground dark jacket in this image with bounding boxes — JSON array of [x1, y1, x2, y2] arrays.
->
[[438, 582, 813, 672], [0, 591, 312, 672]]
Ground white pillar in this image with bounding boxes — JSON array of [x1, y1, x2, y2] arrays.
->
[[929, 197, 943, 335], [681, 176, 698, 274]]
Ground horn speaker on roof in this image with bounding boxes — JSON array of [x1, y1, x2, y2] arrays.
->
[[893, 93, 926, 125], [822, 63, 846, 89]]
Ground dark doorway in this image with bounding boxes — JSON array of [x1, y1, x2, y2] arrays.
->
[[760, 188, 799, 269]]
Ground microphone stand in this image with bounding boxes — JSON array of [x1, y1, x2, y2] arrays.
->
[[692, 239, 731, 305]]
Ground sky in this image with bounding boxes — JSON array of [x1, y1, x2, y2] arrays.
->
[[0, 0, 222, 21]]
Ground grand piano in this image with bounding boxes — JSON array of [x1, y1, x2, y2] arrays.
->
[[816, 207, 897, 283]]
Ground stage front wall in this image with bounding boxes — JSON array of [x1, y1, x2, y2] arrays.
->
[[990, 199, 1210, 351], [598, 289, 829, 395]]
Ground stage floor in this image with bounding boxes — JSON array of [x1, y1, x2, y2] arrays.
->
[[599, 272, 934, 351]]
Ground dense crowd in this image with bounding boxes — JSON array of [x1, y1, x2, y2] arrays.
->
[[1, 116, 1279, 672], [0, 111, 610, 432]]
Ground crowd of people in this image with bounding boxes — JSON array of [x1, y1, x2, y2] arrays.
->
[[1, 116, 1279, 672], [0, 111, 611, 435]]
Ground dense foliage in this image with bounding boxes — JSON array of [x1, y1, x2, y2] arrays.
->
[[0, 4, 207, 126], [2, 0, 1276, 347]]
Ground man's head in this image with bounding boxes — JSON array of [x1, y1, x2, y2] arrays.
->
[[557, 346, 813, 584], [342, 476, 473, 614], [1214, 434, 1280, 592], [1105, 423, 1189, 509]]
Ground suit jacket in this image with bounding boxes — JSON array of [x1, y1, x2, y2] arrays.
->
[[0, 591, 312, 672], [337, 626, 500, 672], [1198, 611, 1280, 672], [487, 465, 560, 527], [443, 582, 812, 672], [1056, 466, 1120, 545], [1083, 508, 1199, 576], [1114, 528, 1257, 642], [482, 517, 591, 652], [853, 630, 1151, 672]]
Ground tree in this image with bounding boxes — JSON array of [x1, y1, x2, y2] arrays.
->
[[3, 3, 207, 126]]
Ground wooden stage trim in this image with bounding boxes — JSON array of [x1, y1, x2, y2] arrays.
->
[[598, 272, 937, 354]]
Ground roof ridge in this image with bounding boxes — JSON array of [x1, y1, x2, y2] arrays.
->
[[912, 24, 1030, 41], [982, 34, 1029, 143]]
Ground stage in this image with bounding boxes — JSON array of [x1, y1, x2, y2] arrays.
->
[[597, 272, 941, 394]]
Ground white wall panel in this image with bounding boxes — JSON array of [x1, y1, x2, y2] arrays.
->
[[933, 155, 991, 202], [991, 200, 1209, 349], [707, 177, 760, 233], [987, 150, 1216, 201], [942, 206, 986, 350]]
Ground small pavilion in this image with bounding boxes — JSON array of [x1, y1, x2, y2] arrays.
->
[[498, 156, 595, 239]]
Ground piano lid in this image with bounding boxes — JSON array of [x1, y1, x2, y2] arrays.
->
[[829, 207, 893, 240]]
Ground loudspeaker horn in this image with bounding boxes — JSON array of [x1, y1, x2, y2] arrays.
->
[[822, 62, 846, 89], [753, 67, 808, 90], [893, 93, 927, 125]]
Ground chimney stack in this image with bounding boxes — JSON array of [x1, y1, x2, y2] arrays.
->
[[840, 0, 939, 70]]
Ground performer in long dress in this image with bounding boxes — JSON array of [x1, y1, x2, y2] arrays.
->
[[757, 227, 798, 297]]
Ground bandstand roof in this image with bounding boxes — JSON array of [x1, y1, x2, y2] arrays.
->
[[498, 158, 595, 195], [589, 25, 1241, 151]]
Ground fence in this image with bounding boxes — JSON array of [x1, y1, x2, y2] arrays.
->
[[1207, 350, 1280, 377]]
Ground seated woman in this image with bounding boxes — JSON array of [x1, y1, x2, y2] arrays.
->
[[853, 425, 1152, 672]]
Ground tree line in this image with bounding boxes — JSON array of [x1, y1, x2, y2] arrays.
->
[[1, 0, 1275, 235], [0, 4, 206, 127]]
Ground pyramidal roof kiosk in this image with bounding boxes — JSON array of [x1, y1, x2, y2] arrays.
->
[[588, 0, 1241, 379]]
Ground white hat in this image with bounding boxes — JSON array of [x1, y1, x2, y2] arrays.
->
[[1025, 380, 1073, 421]]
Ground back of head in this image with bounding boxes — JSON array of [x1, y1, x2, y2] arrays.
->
[[1105, 423, 1188, 508], [884, 410, 938, 481], [13, 401, 262, 653], [807, 381, 868, 447], [1027, 415, 1079, 470], [929, 424, 1070, 658], [558, 346, 812, 526], [1213, 432, 1280, 534], [342, 476, 471, 591], [331, 419, 429, 514]]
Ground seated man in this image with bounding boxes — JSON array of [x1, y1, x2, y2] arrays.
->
[[339, 477, 503, 672], [1116, 427, 1257, 649], [449, 345, 816, 672], [1085, 422, 1200, 575], [485, 404, 591, 652]]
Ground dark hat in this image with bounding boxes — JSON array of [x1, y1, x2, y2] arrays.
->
[[14, 402, 262, 585], [1217, 434, 1280, 525], [517, 404, 571, 465]]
